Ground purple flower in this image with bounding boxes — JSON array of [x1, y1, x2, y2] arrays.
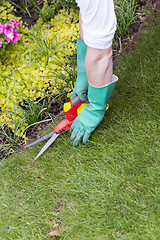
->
[[0, 41, 2, 48], [3, 23, 14, 36], [11, 29, 21, 43], [0, 23, 3, 34], [11, 20, 21, 28]]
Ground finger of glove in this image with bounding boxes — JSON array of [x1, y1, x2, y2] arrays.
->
[[72, 89, 85, 102], [72, 88, 88, 103], [72, 130, 84, 147], [80, 92, 89, 103], [83, 131, 91, 145], [72, 90, 77, 99], [70, 125, 79, 142], [70, 119, 78, 131]]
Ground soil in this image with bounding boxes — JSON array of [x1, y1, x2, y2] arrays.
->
[[0, 0, 159, 160], [10, 0, 43, 27]]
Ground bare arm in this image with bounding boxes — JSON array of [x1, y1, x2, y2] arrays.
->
[[79, 10, 113, 88], [85, 45, 113, 88], [79, 11, 83, 40]]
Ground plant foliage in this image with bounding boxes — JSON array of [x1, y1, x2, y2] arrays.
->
[[0, 2, 79, 142]]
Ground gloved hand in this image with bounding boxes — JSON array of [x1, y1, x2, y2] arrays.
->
[[72, 39, 89, 103], [70, 75, 118, 146]]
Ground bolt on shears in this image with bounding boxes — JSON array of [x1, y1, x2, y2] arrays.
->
[[24, 96, 109, 160]]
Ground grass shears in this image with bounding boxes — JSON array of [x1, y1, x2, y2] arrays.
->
[[24, 96, 90, 160], [25, 96, 109, 160]]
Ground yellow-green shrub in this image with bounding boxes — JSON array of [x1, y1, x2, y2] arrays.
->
[[0, 3, 79, 137]]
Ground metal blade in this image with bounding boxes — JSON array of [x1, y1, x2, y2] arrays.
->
[[34, 132, 60, 160], [24, 131, 55, 148]]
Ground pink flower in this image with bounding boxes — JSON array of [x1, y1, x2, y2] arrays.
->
[[0, 21, 21, 46], [11, 20, 21, 28], [3, 23, 14, 36], [5, 32, 14, 43], [11, 29, 21, 43], [0, 23, 3, 34]]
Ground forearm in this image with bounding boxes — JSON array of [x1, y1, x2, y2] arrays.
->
[[79, 11, 83, 40], [85, 45, 113, 88], [79, 10, 113, 88]]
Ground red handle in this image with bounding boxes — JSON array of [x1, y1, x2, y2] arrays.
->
[[54, 97, 83, 133]]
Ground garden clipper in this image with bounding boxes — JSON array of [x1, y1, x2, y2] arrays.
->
[[24, 96, 109, 160]]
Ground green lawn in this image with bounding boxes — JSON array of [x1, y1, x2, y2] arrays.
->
[[0, 6, 160, 240]]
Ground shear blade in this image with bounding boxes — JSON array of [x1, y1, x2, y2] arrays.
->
[[34, 132, 60, 160], [24, 131, 55, 148]]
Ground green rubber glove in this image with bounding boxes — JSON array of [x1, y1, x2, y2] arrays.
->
[[72, 39, 89, 103], [70, 75, 118, 146]]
